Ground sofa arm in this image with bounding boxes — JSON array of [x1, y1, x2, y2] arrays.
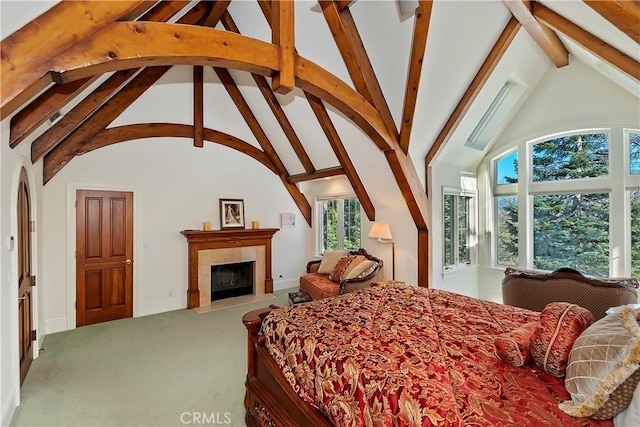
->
[[339, 262, 383, 295], [306, 260, 321, 274]]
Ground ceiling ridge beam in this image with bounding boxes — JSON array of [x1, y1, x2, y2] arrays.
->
[[533, 2, 640, 81], [399, 0, 433, 154], [583, 0, 640, 44], [503, 0, 569, 67], [9, 0, 194, 149], [319, 0, 399, 142], [425, 17, 521, 169], [305, 92, 376, 222], [288, 166, 345, 184], [221, 11, 316, 174], [1, 0, 152, 119], [30, 2, 212, 163], [213, 67, 312, 226], [68, 123, 278, 174]]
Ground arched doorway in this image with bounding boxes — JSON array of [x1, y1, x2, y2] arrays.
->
[[17, 167, 34, 384]]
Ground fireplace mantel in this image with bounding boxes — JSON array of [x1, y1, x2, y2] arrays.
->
[[181, 228, 279, 308]]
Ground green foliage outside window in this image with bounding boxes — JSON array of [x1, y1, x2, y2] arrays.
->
[[532, 133, 608, 182], [319, 198, 361, 252]]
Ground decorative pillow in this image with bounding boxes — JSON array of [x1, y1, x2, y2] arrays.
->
[[494, 321, 539, 367], [531, 302, 594, 377], [344, 260, 378, 280], [328, 255, 365, 282], [317, 250, 349, 274], [559, 306, 640, 420]]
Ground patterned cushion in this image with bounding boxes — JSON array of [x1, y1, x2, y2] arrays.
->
[[328, 255, 365, 282], [344, 260, 378, 280], [317, 250, 349, 274], [559, 306, 640, 419], [531, 302, 594, 377], [494, 321, 539, 367]]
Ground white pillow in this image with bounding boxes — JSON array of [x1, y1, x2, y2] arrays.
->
[[316, 250, 349, 274]]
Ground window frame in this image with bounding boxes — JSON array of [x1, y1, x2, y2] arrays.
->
[[315, 194, 361, 255], [442, 186, 477, 273]]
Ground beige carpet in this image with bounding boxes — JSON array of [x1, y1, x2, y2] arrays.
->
[[10, 290, 292, 427]]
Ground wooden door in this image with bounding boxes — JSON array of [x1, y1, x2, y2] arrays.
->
[[76, 190, 133, 327], [18, 168, 34, 385]]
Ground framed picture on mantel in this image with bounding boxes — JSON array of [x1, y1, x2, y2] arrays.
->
[[220, 199, 245, 229]]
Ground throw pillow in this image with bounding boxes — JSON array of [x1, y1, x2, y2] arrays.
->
[[344, 260, 377, 280], [317, 250, 349, 274], [494, 321, 539, 367], [329, 255, 365, 282], [559, 306, 640, 420], [530, 302, 594, 377]]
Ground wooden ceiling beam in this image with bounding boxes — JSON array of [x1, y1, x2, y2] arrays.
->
[[583, 0, 640, 44], [8, 0, 193, 149], [502, 0, 569, 67], [70, 123, 278, 174], [30, 3, 211, 163], [193, 66, 204, 148], [306, 93, 376, 221], [213, 67, 312, 226], [221, 12, 316, 174], [319, 0, 399, 142], [288, 166, 345, 184], [271, 0, 295, 94], [1, 0, 152, 119], [425, 18, 521, 169], [399, 0, 433, 153], [534, 3, 640, 81]]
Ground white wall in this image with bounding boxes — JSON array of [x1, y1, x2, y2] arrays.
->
[[477, 59, 640, 303]]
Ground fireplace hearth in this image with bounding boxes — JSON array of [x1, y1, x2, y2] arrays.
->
[[211, 261, 254, 301]]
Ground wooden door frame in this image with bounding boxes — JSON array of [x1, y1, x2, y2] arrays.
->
[[66, 183, 139, 330]]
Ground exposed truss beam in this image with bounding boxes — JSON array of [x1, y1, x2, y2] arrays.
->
[[213, 67, 312, 226], [75, 123, 278, 174], [534, 3, 640, 81], [30, 2, 212, 163], [319, 0, 399, 142], [288, 167, 345, 184], [583, 0, 640, 44], [503, 0, 569, 67], [221, 12, 315, 174], [399, 0, 433, 153], [306, 93, 376, 221], [425, 18, 521, 168], [1, 0, 152, 119], [193, 66, 204, 148], [8, 0, 193, 149], [271, 0, 295, 93]]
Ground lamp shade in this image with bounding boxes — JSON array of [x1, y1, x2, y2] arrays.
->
[[368, 222, 393, 241]]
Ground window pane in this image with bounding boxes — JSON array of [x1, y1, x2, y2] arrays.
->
[[443, 195, 454, 266], [342, 198, 361, 250], [496, 151, 518, 184], [533, 193, 609, 276], [458, 196, 470, 263], [632, 190, 640, 278], [320, 200, 338, 251], [496, 196, 518, 266], [532, 133, 609, 182], [630, 132, 640, 175]]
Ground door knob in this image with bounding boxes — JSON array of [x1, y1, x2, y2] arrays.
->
[[123, 259, 132, 265]]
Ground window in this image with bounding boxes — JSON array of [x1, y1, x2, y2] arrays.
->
[[532, 132, 609, 182], [632, 190, 640, 278], [443, 189, 474, 270], [630, 132, 640, 175], [496, 196, 518, 266], [317, 197, 361, 253], [496, 151, 518, 185], [533, 193, 609, 276]]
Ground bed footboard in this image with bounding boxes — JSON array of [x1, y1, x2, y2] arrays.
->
[[242, 308, 332, 427]]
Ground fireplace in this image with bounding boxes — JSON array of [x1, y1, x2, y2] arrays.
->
[[211, 261, 254, 301]]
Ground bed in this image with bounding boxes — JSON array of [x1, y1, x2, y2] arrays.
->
[[242, 283, 621, 426]]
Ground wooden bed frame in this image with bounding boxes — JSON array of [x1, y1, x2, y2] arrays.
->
[[242, 307, 333, 426]]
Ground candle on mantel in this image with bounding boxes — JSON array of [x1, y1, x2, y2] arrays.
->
[[251, 221, 260, 229], [203, 222, 212, 231]]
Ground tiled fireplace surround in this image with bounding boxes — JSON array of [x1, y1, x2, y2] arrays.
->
[[181, 229, 279, 309]]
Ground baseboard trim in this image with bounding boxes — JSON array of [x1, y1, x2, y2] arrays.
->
[[273, 277, 298, 292], [138, 296, 187, 317], [45, 317, 69, 334], [1, 386, 18, 427]]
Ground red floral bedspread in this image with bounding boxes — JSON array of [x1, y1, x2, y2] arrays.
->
[[260, 283, 612, 427]]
